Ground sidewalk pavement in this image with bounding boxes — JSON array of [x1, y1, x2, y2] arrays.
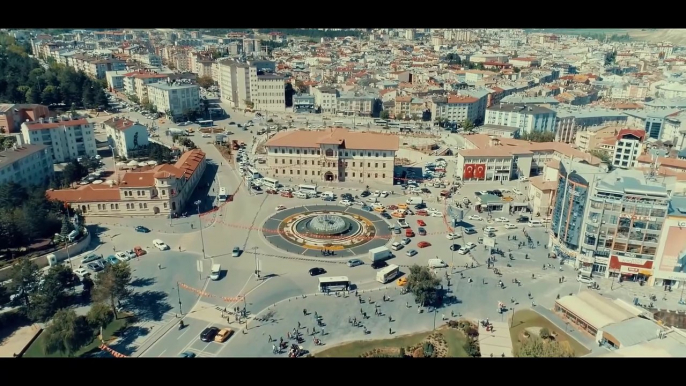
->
[[478, 320, 513, 357], [532, 307, 605, 356]]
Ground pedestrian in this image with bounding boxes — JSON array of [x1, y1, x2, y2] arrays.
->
[[442, 314, 446, 320], [360, 308, 363, 315], [268, 335, 272, 342], [297, 321, 301, 329], [287, 331, 291, 339], [178, 246, 181, 252], [406, 301, 409, 308], [388, 315, 392, 322], [157, 263, 161, 270], [272, 344, 277, 354], [306, 327, 310, 335], [314, 311, 318, 319], [389, 328, 392, 334], [303, 308, 307, 316]]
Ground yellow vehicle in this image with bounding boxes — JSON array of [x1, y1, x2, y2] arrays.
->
[[374, 206, 386, 213], [391, 211, 405, 218], [397, 203, 408, 209], [187, 128, 195, 133], [397, 277, 408, 286], [214, 328, 234, 343]]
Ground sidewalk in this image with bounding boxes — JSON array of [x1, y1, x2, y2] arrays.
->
[[532, 307, 603, 356], [478, 321, 514, 357]]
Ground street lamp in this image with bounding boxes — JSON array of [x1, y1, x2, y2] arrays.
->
[[175, 282, 183, 315], [194, 200, 207, 260], [252, 246, 260, 279]]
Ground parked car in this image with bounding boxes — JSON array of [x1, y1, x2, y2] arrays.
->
[[406, 249, 418, 257], [200, 327, 220, 342], [232, 247, 241, 257], [133, 246, 146, 256], [347, 259, 363, 267], [417, 219, 426, 226], [135, 226, 150, 233], [417, 241, 431, 248]]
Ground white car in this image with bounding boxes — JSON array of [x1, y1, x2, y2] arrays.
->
[[339, 200, 353, 206], [504, 223, 517, 229], [468, 215, 483, 221], [484, 226, 497, 233], [495, 217, 509, 223], [519, 176, 529, 182], [153, 239, 169, 251], [430, 212, 443, 217], [446, 233, 460, 240], [115, 251, 134, 261], [275, 205, 286, 211], [372, 191, 381, 197], [380, 191, 389, 198], [73, 268, 89, 277], [513, 188, 523, 195], [465, 242, 477, 250], [202, 134, 211, 138], [457, 248, 470, 255]]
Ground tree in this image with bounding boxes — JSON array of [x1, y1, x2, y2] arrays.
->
[[539, 327, 551, 339], [380, 110, 390, 120], [7, 257, 41, 308], [197, 75, 214, 89], [40, 85, 59, 105], [516, 335, 574, 357], [27, 86, 41, 104], [127, 94, 139, 104], [589, 149, 611, 163], [141, 97, 154, 112], [81, 275, 94, 300], [461, 119, 475, 132], [520, 131, 555, 143], [28, 264, 75, 322], [86, 302, 113, 329], [42, 308, 91, 357], [59, 216, 73, 239], [406, 264, 441, 306], [62, 159, 87, 186], [92, 262, 132, 319]]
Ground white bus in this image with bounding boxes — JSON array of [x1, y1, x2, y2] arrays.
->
[[262, 177, 279, 189], [376, 264, 400, 284], [374, 119, 387, 125], [334, 120, 344, 126], [318, 276, 351, 292], [298, 184, 318, 195], [247, 167, 261, 179], [218, 187, 229, 201], [388, 122, 400, 128]]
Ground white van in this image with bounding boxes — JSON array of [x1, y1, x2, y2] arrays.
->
[[321, 191, 335, 199], [528, 219, 544, 227], [210, 264, 221, 281], [428, 259, 447, 268], [294, 191, 308, 199], [406, 196, 423, 205], [391, 242, 403, 251]]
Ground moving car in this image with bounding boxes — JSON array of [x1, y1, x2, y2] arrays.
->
[[381, 212, 392, 219], [406, 249, 418, 257], [371, 260, 388, 269], [446, 233, 460, 240], [275, 205, 286, 211], [417, 241, 431, 248], [153, 239, 169, 250], [360, 190, 371, 197], [483, 226, 497, 233], [464, 228, 477, 235], [449, 244, 461, 251], [397, 277, 408, 286], [339, 200, 353, 206], [309, 267, 326, 276], [468, 215, 483, 221], [347, 259, 363, 267], [458, 247, 470, 255], [401, 237, 412, 245], [418, 227, 427, 236], [200, 327, 220, 342], [232, 247, 241, 257], [504, 223, 517, 229], [214, 328, 234, 342], [416, 219, 426, 226], [135, 226, 150, 233], [73, 268, 89, 277], [495, 217, 509, 223], [466, 242, 477, 249], [179, 351, 196, 358]]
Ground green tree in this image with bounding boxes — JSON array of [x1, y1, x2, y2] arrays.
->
[[86, 302, 113, 329], [516, 335, 574, 357], [40, 85, 59, 105], [406, 264, 441, 306], [520, 131, 555, 143], [127, 94, 139, 104], [27, 86, 41, 104], [197, 75, 214, 89], [42, 308, 91, 357], [461, 119, 476, 133], [92, 262, 132, 319], [7, 257, 41, 308], [589, 149, 611, 163], [539, 327, 551, 339], [59, 216, 73, 239], [81, 275, 94, 300], [28, 264, 75, 321], [380, 110, 390, 120], [62, 159, 87, 186], [82, 86, 95, 108]]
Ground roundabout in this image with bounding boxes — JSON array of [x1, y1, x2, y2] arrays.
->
[[262, 205, 392, 257]]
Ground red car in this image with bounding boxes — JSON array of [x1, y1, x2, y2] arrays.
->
[[416, 219, 426, 226], [417, 241, 431, 248], [416, 210, 428, 216], [387, 205, 398, 210]]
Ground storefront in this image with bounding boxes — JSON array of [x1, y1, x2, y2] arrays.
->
[[651, 273, 686, 290], [608, 255, 653, 282]]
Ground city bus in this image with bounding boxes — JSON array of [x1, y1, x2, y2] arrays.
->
[[262, 177, 279, 189], [374, 119, 387, 125], [218, 187, 228, 201], [388, 121, 400, 128], [298, 184, 318, 195], [198, 120, 214, 127], [376, 264, 400, 284], [334, 120, 344, 126], [318, 276, 351, 292], [247, 167, 261, 179]]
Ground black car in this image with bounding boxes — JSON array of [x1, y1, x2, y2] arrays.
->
[[464, 228, 477, 235], [200, 327, 220, 342], [309, 267, 326, 276], [360, 190, 371, 197], [516, 216, 529, 223], [371, 260, 388, 269], [414, 203, 426, 209], [86, 262, 105, 272], [449, 244, 461, 251], [381, 212, 392, 219], [135, 226, 150, 233], [341, 193, 353, 201]]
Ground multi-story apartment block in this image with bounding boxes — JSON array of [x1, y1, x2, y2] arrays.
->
[[337, 92, 376, 116], [132, 53, 162, 67], [574, 125, 619, 152], [485, 104, 556, 135], [20, 117, 97, 163], [146, 82, 201, 118], [431, 95, 481, 124], [0, 104, 50, 134], [251, 73, 286, 112], [67, 54, 126, 79], [218, 60, 281, 111], [105, 70, 130, 91], [312, 87, 339, 113], [47, 149, 207, 217], [650, 196, 686, 288], [509, 57, 540, 68], [103, 117, 150, 158], [612, 129, 645, 169], [264, 128, 399, 185], [0, 144, 53, 187], [123, 71, 169, 102], [394, 96, 411, 118]]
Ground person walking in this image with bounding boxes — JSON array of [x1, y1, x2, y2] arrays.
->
[[157, 263, 161, 270]]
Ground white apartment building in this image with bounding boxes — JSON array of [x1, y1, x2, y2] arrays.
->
[[613, 129, 645, 169], [264, 128, 399, 185], [485, 104, 556, 135], [123, 71, 169, 102], [218, 60, 283, 111], [105, 70, 129, 91], [132, 53, 162, 67], [312, 86, 339, 113], [146, 82, 201, 118], [103, 117, 150, 158], [0, 144, 53, 187], [337, 92, 375, 116], [21, 117, 97, 163], [251, 74, 286, 112], [431, 95, 481, 124]]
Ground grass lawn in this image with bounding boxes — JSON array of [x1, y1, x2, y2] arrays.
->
[[316, 328, 469, 357], [509, 309, 590, 357], [24, 314, 133, 358]]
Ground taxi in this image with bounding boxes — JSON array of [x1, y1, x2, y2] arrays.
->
[[397, 277, 408, 286]]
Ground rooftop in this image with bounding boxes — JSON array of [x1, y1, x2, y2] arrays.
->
[[103, 117, 143, 131], [556, 291, 637, 330], [0, 144, 49, 170], [265, 128, 400, 151], [487, 104, 554, 115], [595, 169, 670, 197], [23, 118, 89, 131], [147, 82, 198, 91]]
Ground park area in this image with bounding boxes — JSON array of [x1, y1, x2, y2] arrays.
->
[[509, 309, 590, 357], [315, 326, 474, 358]]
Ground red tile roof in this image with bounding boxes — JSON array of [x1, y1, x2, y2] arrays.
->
[[616, 129, 646, 141]]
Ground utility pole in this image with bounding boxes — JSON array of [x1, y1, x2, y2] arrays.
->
[[253, 247, 260, 279], [176, 282, 183, 315], [195, 200, 207, 259]]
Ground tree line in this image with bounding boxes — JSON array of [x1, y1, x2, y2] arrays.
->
[[0, 33, 109, 110], [0, 257, 134, 357]]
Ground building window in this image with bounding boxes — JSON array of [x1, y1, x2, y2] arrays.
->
[[289, 149, 293, 154], [296, 150, 300, 154], [383, 163, 386, 168], [375, 173, 378, 178], [325, 149, 334, 157], [367, 173, 370, 178], [289, 159, 293, 164], [275, 169, 278, 174], [304, 170, 308, 175], [289, 170, 293, 175], [375, 163, 378, 168], [367, 163, 371, 167], [282, 169, 286, 174], [353, 172, 356, 177]]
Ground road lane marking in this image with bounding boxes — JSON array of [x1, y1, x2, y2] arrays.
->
[[177, 327, 191, 340], [158, 350, 166, 357], [178, 322, 213, 355]]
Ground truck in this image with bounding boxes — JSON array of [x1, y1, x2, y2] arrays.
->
[[168, 128, 187, 136], [406, 196, 423, 205], [428, 258, 448, 268], [368, 246, 392, 262], [232, 140, 240, 150]]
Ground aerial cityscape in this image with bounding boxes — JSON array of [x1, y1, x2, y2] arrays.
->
[[1, 27, 686, 358]]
